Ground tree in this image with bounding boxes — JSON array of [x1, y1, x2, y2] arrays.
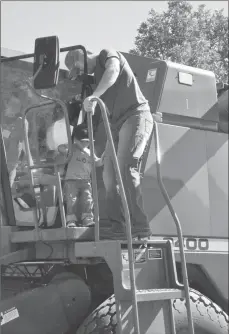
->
[[130, 1, 228, 82]]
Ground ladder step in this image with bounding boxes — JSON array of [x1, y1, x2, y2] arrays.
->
[[136, 288, 184, 302]]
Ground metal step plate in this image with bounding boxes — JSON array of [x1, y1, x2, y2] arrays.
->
[[136, 288, 184, 302]]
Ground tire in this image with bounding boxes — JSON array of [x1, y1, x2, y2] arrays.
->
[[76, 289, 228, 334]]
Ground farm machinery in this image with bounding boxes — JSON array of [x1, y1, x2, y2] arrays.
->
[[0, 36, 228, 334]]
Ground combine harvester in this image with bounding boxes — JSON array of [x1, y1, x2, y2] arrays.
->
[[0, 36, 228, 334]]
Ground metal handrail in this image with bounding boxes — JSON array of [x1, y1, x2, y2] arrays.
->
[[86, 108, 100, 241], [22, 97, 73, 234], [89, 97, 140, 334], [153, 119, 194, 334]]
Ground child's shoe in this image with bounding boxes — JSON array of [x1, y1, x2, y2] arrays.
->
[[66, 214, 78, 228], [66, 220, 78, 228]]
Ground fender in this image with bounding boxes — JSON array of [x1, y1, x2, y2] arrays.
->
[[176, 259, 228, 314], [0, 273, 91, 334]]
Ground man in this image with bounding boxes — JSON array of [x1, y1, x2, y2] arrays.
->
[[65, 48, 154, 239]]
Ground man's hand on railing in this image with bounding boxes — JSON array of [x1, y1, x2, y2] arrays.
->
[[83, 96, 97, 115]]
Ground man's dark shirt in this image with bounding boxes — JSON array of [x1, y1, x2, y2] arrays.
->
[[94, 49, 150, 132]]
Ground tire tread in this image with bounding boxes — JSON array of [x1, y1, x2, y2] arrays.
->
[[76, 289, 228, 333]]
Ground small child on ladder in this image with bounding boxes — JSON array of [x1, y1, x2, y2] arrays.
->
[[58, 123, 103, 228]]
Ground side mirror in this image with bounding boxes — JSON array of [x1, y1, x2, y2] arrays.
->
[[33, 36, 60, 89]]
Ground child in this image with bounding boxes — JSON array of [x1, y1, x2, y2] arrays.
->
[[59, 124, 103, 228]]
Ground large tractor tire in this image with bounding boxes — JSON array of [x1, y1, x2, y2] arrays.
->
[[76, 289, 228, 334]]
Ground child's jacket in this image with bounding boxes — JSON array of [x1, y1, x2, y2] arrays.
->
[[65, 143, 91, 180]]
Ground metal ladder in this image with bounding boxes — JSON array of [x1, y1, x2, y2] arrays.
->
[[87, 97, 195, 334]]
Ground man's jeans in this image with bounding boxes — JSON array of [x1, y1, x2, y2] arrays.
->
[[103, 110, 154, 228]]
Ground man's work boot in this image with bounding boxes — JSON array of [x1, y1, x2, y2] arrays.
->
[[100, 221, 152, 240]]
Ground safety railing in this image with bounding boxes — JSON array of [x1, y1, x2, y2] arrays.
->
[[86, 97, 141, 334], [22, 97, 73, 239]]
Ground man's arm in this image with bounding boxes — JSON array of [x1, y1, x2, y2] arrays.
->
[[93, 57, 120, 98]]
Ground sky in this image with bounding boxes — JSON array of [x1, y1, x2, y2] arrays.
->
[[1, 1, 228, 69]]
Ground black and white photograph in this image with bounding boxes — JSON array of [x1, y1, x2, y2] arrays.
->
[[0, 1, 228, 333]]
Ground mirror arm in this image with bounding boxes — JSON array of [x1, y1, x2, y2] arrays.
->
[[33, 63, 43, 82]]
